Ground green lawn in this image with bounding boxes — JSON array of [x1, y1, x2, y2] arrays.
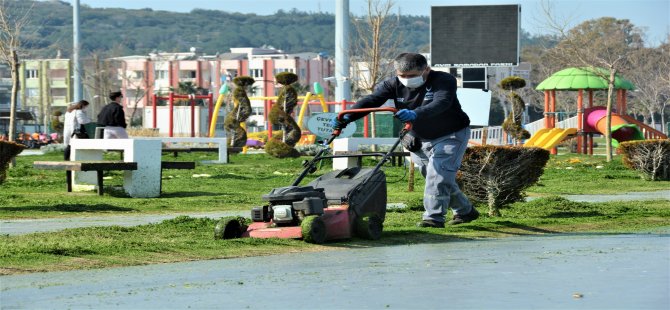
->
[[1, 150, 668, 275]]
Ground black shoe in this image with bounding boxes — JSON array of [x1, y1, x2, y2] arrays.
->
[[417, 219, 445, 228], [448, 208, 479, 225]]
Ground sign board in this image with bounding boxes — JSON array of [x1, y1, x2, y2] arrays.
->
[[462, 67, 487, 89], [306, 113, 357, 139], [431, 5, 520, 67], [458, 88, 491, 126]]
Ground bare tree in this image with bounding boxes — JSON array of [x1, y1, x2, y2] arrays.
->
[[627, 46, 670, 132], [657, 37, 670, 134], [0, 0, 33, 143], [351, 0, 400, 137], [542, 2, 643, 161]]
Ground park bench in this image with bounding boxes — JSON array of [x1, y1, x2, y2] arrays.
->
[[33, 161, 138, 196], [34, 160, 196, 196]]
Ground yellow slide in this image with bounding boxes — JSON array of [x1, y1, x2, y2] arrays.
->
[[524, 128, 577, 150]]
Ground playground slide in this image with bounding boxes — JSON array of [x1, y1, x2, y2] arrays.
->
[[524, 128, 577, 150], [585, 107, 644, 147]]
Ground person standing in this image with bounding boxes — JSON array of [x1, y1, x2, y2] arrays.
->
[[97, 91, 128, 139], [332, 52, 478, 228], [63, 100, 91, 160]]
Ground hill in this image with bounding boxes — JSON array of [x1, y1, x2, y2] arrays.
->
[[15, 0, 431, 58]]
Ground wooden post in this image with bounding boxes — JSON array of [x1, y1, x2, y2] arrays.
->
[[169, 92, 174, 137]]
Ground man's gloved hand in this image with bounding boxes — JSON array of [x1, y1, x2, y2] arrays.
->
[[331, 114, 352, 130], [395, 109, 417, 122]]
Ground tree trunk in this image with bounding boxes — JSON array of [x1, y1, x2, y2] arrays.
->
[[605, 69, 616, 162], [9, 50, 19, 143], [661, 105, 667, 135], [407, 158, 414, 192], [648, 109, 656, 131]]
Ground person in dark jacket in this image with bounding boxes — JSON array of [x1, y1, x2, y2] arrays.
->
[[97, 91, 128, 139], [333, 52, 478, 228]]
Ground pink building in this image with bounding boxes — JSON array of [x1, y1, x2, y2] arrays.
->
[[113, 47, 333, 134]]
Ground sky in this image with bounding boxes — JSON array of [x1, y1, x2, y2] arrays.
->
[[70, 0, 669, 46]]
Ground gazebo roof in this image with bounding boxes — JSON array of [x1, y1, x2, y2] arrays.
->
[[535, 67, 635, 91]]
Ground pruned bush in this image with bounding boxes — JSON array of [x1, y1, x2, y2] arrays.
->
[[499, 77, 530, 142], [499, 76, 526, 90], [224, 76, 254, 147], [619, 139, 670, 181], [457, 145, 550, 216], [0, 141, 26, 184], [265, 72, 301, 158]]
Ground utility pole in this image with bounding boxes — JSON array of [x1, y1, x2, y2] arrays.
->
[[73, 0, 82, 101], [335, 0, 351, 103]]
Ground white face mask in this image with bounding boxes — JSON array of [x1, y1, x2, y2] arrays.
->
[[398, 70, 426, 88]]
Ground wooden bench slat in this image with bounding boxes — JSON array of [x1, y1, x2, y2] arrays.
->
[[33, 161, 138, 171], [161, 161, 196, 169]]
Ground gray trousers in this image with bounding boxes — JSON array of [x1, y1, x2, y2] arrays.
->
[[410, 127, 473, 223]]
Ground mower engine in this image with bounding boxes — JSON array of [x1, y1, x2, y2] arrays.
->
[[252, 186, 327, 225]]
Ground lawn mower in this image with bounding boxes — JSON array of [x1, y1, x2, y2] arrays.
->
[[214, 107, 411, 244]]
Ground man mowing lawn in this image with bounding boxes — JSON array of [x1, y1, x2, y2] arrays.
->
[[333, 52, 478, 228]]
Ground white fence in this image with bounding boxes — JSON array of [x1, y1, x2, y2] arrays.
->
[[469, 116, 578, 146]]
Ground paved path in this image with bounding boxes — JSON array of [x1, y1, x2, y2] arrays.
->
[[2, 191, 667, 236], [1, 211, 247, 236], [2, 232, 668, 309]]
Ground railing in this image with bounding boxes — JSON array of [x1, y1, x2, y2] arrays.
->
[[619, 115, 668, 139]]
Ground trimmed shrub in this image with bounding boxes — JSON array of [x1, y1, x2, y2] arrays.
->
[[499, 76, 530, 141], [0, 141, 26, 184], [457, 145, 550, 216], [499, 76, 526, 90], [224, 76, 254, 147], [265, 72, 301, 158], [619, 139, 670, 181]]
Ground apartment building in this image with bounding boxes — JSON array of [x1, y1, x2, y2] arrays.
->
[[115, 47, 334, 133]]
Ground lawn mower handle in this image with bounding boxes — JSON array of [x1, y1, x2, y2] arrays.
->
[[330, 107, 413, 140]]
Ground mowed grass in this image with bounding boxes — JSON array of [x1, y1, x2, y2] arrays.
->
[[1, 150, 668, 274]]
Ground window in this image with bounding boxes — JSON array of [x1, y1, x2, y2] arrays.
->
[[26, 69, 39, 79], [50, 69, 67, 80], [25, 88, 39, 97], [252, 86, 263, 97], [250, 69, 263, 79], [50, 88, 67, 97], [222, 69, 237, 82], [273, 68, 294, 75], [299, 68, 306, 78], [132, 70, 145, 79], [251, 107, 264, 116], [179, 70, 196, 79], [155, 70, 168, 80], [126, 89, 145, 100]]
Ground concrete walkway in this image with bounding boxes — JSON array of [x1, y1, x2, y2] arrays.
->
[[2, 231, 668, 309], [1, 211, 247, 235]]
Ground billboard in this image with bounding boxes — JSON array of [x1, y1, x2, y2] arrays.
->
[[431, 5, 520, 67]]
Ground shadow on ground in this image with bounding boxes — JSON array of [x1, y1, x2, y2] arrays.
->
[[1, 203, 136, 213], [158, 191, 222, 198]]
